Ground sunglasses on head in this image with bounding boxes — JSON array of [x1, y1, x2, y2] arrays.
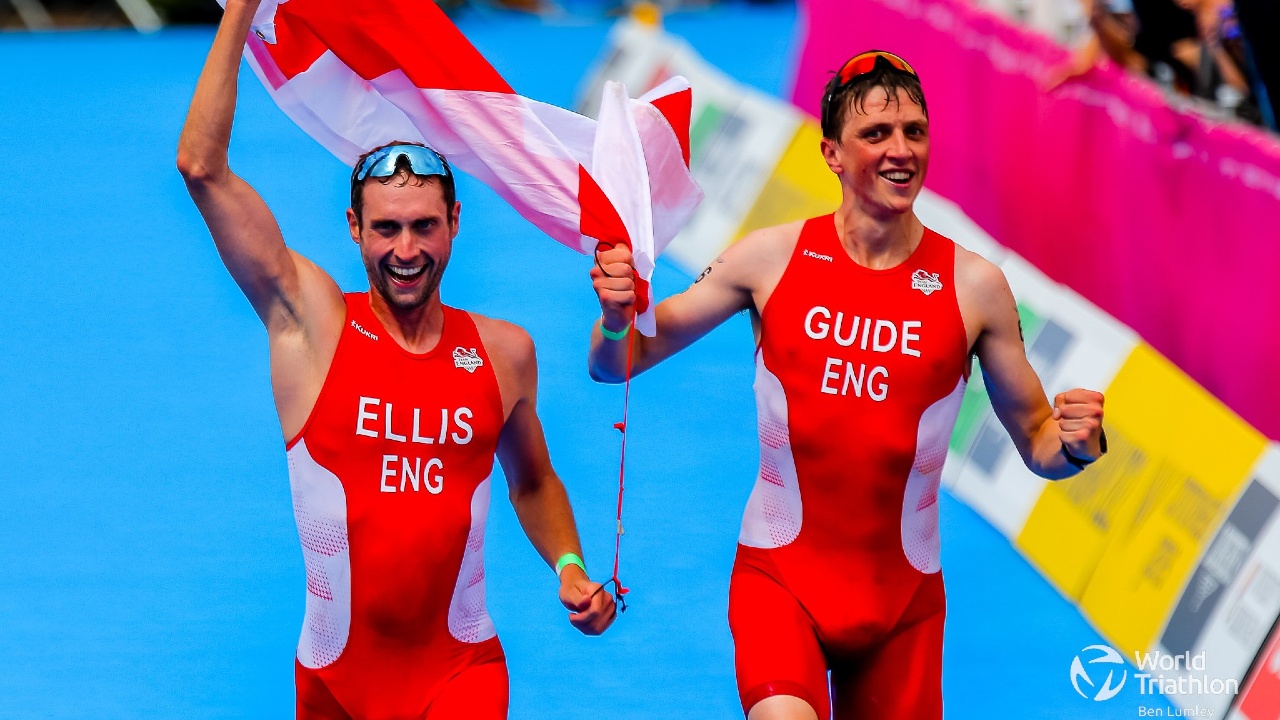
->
[[834, 51, 917, 86], [355, 144, 451, 182], [822, 51, 919, 131]]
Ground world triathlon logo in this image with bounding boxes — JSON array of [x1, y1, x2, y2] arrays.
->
[[1070, 645, 1128, 702]]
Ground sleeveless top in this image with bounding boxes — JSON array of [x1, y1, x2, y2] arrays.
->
[[738, 215, 970, 648], [285, 292, 505, 713]]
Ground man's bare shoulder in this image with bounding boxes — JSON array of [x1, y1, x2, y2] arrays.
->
[[952, 243, 1019, 340], [729, 219, 806, 264], [706, 219, 805, 293], [953, 244, 1009, 298], [469, 312, 536, 370], [469, 312, 536, 413]]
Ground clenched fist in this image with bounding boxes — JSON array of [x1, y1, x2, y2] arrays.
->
[[558, 565, 617, 636], [591, 244, 636, 334], [1052, 389, 1106, 467]]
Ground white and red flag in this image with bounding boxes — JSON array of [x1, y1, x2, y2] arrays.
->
[[231, 0, 701, 334]]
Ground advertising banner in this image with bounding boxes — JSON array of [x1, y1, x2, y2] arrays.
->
[[1150, 446, 1280, 715], [1016, 344, 1267, 644]]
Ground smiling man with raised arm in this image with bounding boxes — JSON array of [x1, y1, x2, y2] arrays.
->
[[177, 1, 614, 717]]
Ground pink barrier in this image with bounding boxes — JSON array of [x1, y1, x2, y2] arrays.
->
[[794, 0, 1280, 440]]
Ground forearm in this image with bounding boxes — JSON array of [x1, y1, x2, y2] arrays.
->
[[589, 240, 754, 384], [518, 472, 616, 635], [1027, 415, 1081, 480], [587, 319, 647, 384], [177, 0, 258, 181], [587, 294, 730, 383], [509, 473, 585, 571]]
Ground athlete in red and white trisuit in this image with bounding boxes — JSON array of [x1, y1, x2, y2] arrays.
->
[[588, 52, 1107, 719], [179, 2, 615, 717]]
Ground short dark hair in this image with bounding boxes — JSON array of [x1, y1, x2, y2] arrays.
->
[[349, 141, 456, 227], [820, 55, 928, 140]]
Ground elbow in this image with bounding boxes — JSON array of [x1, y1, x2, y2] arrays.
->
[[587, 361, 624, 385], [507, 478, 530, 508], [587, 364, 609, 383], [507, 482, 525, 507], [507, 470, 554, 506], [176, 146, 225, 187], [176, 154, 210, 186]]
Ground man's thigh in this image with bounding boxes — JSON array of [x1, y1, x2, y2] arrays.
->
[[730, 560, 830, 719], [424, 649, 509, 720], [831, 576, 945, 720]]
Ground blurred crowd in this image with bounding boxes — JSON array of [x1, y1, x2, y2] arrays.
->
[[979, 0, 1277, 130]]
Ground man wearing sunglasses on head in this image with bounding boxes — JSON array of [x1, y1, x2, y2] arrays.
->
[[177, 2, 615, 717], [588, 51, 1106, 719]]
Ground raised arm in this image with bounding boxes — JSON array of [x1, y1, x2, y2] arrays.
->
[[176, 0, 335, 332], [480, 318, 616, 635], [588, 224, 789, 383], [960, 254, 1106, 480]]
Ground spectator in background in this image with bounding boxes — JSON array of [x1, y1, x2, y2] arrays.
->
[[1171, 0, 1251, 111], [1065, 0, 1199, 87], [1077, 0, 1144, 72], [1233, 0, 1279, 128], [1055, 0, 1264, 125], [1132, 0, 1200, 89]]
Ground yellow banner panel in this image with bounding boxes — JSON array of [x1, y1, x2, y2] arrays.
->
[[1015, 416, 1149, 600], [1016, 344, 1266, 622], [1078, 345, 1265, 657]]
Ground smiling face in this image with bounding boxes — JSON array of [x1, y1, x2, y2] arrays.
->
[[821, 87, 930, 220], [347, 172, 459, 312]]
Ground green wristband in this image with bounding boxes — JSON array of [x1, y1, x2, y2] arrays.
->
[[555, 552, 586, 578], [599, 320, 631, 341]]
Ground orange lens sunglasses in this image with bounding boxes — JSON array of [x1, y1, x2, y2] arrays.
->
[[835, 50, 917, 84]]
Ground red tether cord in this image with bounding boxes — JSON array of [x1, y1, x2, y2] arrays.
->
[[608, 315, 636, 601]]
